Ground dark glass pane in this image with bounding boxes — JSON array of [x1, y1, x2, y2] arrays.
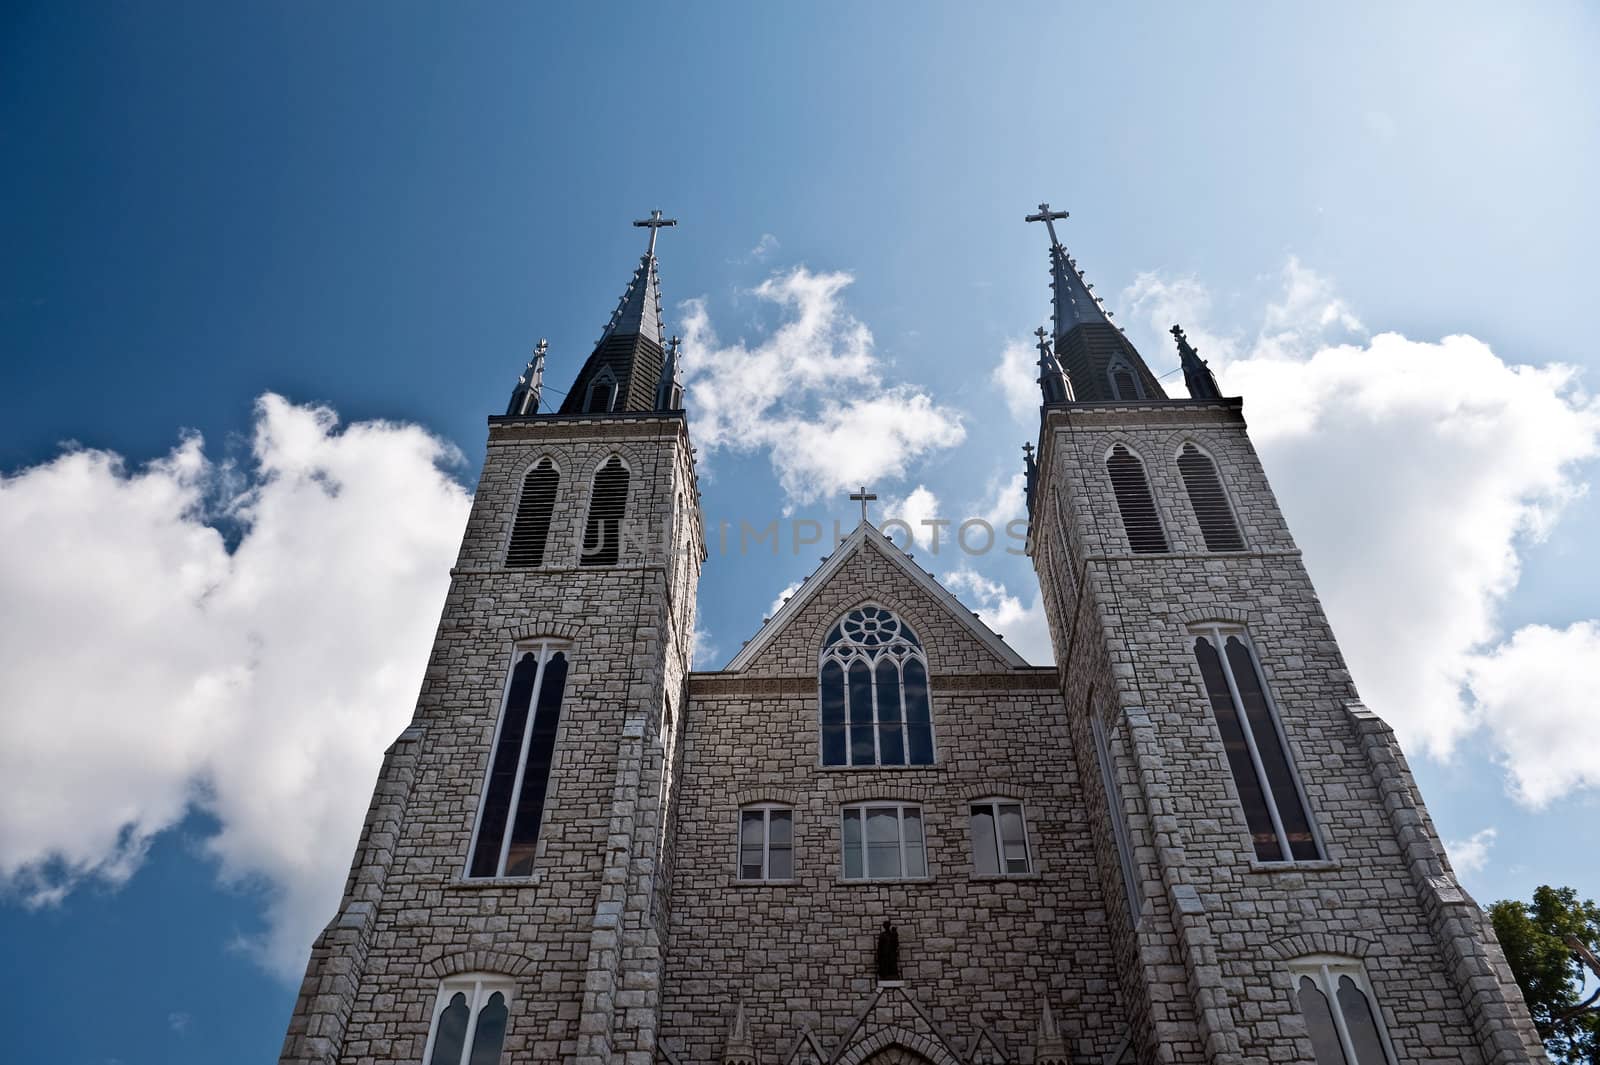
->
[[1226, 638, 1318, 860], [903, 659, 934, 764], [842, 810, 863, 878], [769, 810, 791, 845], [824, 625, 843, 649], [971, 806, 999, 875], [739, 810, 765, 879], [848, 661, 875, 765], [506, 462, 559, 567], [470, 652, 539, 878], [902, 623, 922, 648], [866, 807, 900, 878], [820, 661, 847, 765], [903, 808, 926, 877], [769, 811, 792, 879], [467, 991, 509, 1065], [580, 459, 629, 567], [768, 844, 792, 879], [875, 660, 904, 765], [1195, 638, 1280, 861], [1297, 976, 1349, 1065], [505, 652, 568, 876], [1113, 369, 1137, 400], [428, 992, 471, 1065], [1000, 804, 1029, 873], [1337, 975, 1389, 1065]]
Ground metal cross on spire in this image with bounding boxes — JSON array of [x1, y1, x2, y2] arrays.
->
[[849, 485, 877, 524], [1024, 202, 1070, 247], [633, 209, 678, 258]]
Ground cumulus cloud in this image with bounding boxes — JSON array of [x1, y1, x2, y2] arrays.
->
[[679, 268, 966, 504], [943, 567, 1051, 666], [992, 339, 1038, 423], [1445, 827, 1498, 877], [768, 581, 803, 619], [1123, 261, 1600, 802], [0, 395, 471, 976]]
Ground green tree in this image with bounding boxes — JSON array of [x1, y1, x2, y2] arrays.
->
[[1489, 885, 1600, 1064]]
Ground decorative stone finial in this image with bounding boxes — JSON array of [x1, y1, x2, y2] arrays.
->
[[1171, 323, 1223, 400], [721, 999, 756, 1065], [1033, 998, 1069, 1065]]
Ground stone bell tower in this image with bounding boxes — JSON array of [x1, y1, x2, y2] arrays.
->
[[1022, 204, 1545, 1065], [278, 212, 704, 1065]]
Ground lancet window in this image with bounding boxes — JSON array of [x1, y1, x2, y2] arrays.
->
[[580, 456, 629, 567], [1288, 957, 1397, 1065], [818, 605, 934, 767], [423, 975, 512, 1065], [505, 458, 558, 567]]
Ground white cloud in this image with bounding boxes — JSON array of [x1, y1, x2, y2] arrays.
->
[[0, 395, 471, 977], [992, 339, 1038, 423], [880, 484, 942, 552], [679, 268, 966, 504], [1467, 622, 1600, 807], [690, 627, 720, 671], [749, 233, 779, 261], [768, 581, 802, 618], [1123, 261, 1600, 802], [942, 567, 1052, 666], [1445, 827, 1498, 876]]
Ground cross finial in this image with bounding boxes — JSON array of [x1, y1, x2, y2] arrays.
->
[[1034, 325, 1050, 345], [848, 485, 877, 525], [1023, 442, 1035, 458], [1024, 202, 1070, 247], [667, 334, 681, 356], [633, 209, 678, 258], [534, 337, 549, 359]]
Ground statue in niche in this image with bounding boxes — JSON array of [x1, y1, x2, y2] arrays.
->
[[875, 920, 900, 981]]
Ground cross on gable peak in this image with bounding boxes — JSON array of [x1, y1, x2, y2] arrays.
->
[[848, 484, 878, 524]]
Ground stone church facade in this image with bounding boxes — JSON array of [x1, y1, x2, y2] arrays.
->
[[278, 211, 1547, 1065]]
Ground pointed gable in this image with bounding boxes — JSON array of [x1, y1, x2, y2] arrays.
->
[[722, 523, 1030, 676]]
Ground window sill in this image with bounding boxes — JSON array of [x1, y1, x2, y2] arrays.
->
[[968, 871, 1041, 882], [838, 876, 934, 886], [819, 763, 939, 772], [452, 872, 545, 889], [1245, 858, 1340, 875], [731, 878, 799, 888]]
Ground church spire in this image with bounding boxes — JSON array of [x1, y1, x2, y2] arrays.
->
[[506, 338, 547, 416], [1171, 323, 1223, 400], [557, 210, 680, 415], [1034, 325, 1073, 405], [1023, 203, 1167, 404]]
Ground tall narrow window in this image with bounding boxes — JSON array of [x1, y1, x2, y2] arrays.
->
[[1177, 444, 1244, 551], [423, 975, 514, 1065], [505, 459, 559, 567], [584, 370, 617, 414], [818, 606, 934, 767], [1288, 958, 1397, 1065], [969, 799, 1031, 875], [1090, 708, 1143, 925], [737, 804, 793, 881], [580, 457, 629, 567], [469, 642, 570, 878], [1192, 626, 1319, 862], [1108, 358, 1143, 400], [1106, 445, 1168, 553], [841, 802, 927, 880]]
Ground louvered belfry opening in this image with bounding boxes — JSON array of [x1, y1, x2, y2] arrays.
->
[[1106, 445, 1168, 553], [580, 457, 630, 567], [506, 460, 559, 567], [1112, 368, 1138, 401], [1178, 443, 1245, 551]]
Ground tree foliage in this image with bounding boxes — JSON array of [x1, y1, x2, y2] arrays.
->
[[1489, 885, 1600, 1064]]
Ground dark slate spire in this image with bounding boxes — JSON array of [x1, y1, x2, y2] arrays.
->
[[557, 211, 678, 415], [1171, 324, 1223, 400], [1024, 203, 1167, 404], [506, 338, 547, 416], [1034, 326, 1074, 405]]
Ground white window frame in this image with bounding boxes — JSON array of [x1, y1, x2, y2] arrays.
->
[[969, 798, 1032, 876], [421, 974, 515, 1065], [1287, 956, 1399, 1065], [818, 605, 937, 768], [465, 639, 571, 879], [1090, 712, 1143, 925], [736, 803, 794, 882], [841, 802, 928, 881], [1192, 624, 1324, 863]]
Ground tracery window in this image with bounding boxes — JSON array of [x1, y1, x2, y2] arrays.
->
[[505, 459, 558, 567], [468, 641, 570, 878], [737, 804, 793, 881], [1288, 957, 1397, 1065], [969, 799, 1031, 875], [818, 606, 934, 767], [841, 802, 927, 880], [1177, 443, 1244, 551], [1106, 445, 1168, 553], [423, 975, 513, 1065], [1191, 625, 1320, 862], [580, 456, 629, 567]]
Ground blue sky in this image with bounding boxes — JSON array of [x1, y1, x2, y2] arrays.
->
[[3, 3, 1599, 1062]]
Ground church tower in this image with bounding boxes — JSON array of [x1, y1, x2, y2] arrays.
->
[[1022, 205, 1546, 1064], [278, 212, 704, 1065]]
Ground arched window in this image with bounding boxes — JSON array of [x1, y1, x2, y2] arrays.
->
[[1108, 358, 1143, 401], [1287, 957, 1397, 1065], [468, 641, 570, 878], [584, 369, 617, 414], [505, 459, 558, 567], [1105, 445, 1168, 553], [423, 975, 513, 1065], [1177, 444, 1244, 551], [819, 605, 933, 767], [580, 457, 629, 567]]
